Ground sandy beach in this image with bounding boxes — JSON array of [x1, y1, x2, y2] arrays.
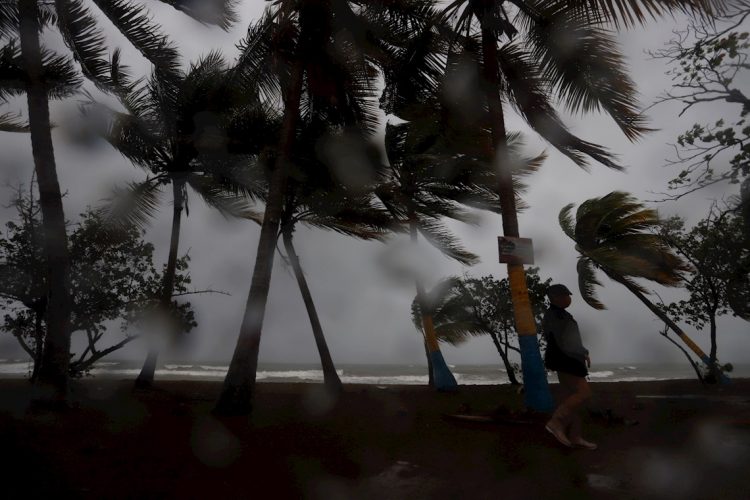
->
[[2, 378, 749, 499]]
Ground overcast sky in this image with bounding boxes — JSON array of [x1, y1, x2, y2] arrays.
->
[[1, 1, 748, 368]]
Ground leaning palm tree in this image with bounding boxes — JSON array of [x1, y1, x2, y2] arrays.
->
[[261, 121, 391, 394], [438, 0, 724, 411], [412, 269, 552, 386], [93, 53, 272, 388], [559, 191, 729, 382], [1, 0, 236, 399]]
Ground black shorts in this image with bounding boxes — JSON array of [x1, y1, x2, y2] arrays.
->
[[545, 355, 588, 378], [544, 336, 588, 377]]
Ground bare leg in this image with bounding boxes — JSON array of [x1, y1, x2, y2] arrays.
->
[[552, 372, 595, 449], [557, 372, 585, 441]]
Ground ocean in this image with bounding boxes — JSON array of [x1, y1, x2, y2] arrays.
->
[[1, 359, 748, 384]]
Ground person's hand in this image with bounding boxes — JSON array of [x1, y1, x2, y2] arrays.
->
[[585, 355, 591, 368]]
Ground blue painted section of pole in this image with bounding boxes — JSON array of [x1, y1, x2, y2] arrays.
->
[[430, 350, 458, 392], [700, 355, 731, 384], [518, 335, 555, 412]]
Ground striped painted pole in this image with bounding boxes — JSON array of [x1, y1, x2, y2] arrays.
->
[[423, 315, 458, 391]]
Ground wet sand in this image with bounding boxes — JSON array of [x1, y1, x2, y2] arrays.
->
[[2, 378, 749, 499]]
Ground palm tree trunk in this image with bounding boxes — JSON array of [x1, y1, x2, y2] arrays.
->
[[709, 308, 719, 382], [282, 227, 343, 393], [31, 310, 44, 382], [614, 275, 730, 383], [214, 61, 304, 416], [424, 341, 434, 387], [409, 218, 457, 391], [480, 21, 553, 411], [135, 179, 185, 388], [489, 330, 519, 385], [19, 0, 73, 401]]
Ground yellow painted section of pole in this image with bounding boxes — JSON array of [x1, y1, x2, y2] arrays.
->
[[676, 330, 709, 359], [507, 263, 537, 336], [422, 315, 440, 353]]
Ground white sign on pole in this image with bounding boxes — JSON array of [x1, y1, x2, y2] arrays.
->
[[498, 236, 534, 265]]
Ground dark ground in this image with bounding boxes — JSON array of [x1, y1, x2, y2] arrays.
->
[[1, 378, 749, 499]]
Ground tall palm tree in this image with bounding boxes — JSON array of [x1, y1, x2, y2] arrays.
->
[[1, 0, 236, 399], [376, 6, 502, 390], [215, 0, 415, 415], [438, 0, 723, 411], [276, 122, 394, 393], [377, 115, 512, 390], [92, 52, 273, 388], [559, 191, 729, 382]]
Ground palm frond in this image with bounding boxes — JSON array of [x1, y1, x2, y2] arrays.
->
[[1, 43, 82, 101], [156, 0, 238, 30], [379, 13, 447, 118], [0, 42, 25, 102], [576, 257, 605, 309], [522, 11, 650, 141], [186, 172, 262, 221], [41, 46, 85, 99], [54, 0, 114, 91], [0, 111, 29, 132], [424, 276, 463, 312], [497, 43, 622, 170], [558, 203, 577, 240], [0, 2, 18, 38], [417, 216, 479, 266], [91, 0, 181, 78], [101, 178, 164, 230], [560, 0, 724, 29], [434, 321, 486, 346], [91, 102, 166, 171], [233, 9, 288, 107]]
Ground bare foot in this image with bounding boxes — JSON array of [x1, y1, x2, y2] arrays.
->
[[545, 420, 572, 447], [571, 438, 597, 450]]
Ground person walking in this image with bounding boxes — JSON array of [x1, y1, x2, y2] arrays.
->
[[542, 284, 597, 450]]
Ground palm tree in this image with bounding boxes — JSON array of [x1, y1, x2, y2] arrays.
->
[[412, 269, 551, 386], [375, 7, 505, 390], [438, 0, 723, 411], [559, 191, 729, 382], [279, 153, 391, 394], [280, 125, 390, 394], [215, 0, 414, 415], [91, 52, 272, 388], [1, 0, 236, 399], [377, 114, 513, 390]]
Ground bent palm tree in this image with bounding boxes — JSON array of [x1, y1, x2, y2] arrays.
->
[[560, 191, 729, 383], [2, 0, 236, 399], [253, 122, 391, 394], [439, 0, 723, 411], [412, 270, 551, 385]]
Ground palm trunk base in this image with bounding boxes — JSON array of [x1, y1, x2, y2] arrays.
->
[[518, 335, 554, 412], [213, 385, 253, 417], [430, 351, 458, 392], [700, 354, 731, 384], [323, 373, 343, 394], [134, 351, 159, 389]]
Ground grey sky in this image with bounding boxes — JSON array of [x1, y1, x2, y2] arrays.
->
[[1, 2, 748, 368]]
